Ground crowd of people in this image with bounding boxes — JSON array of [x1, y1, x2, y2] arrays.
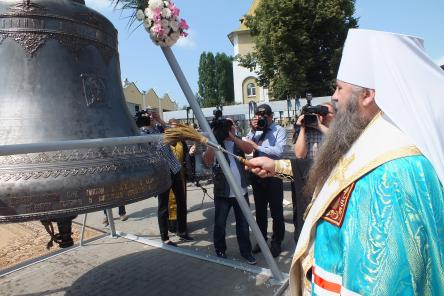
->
[[113, 98, 331, 266]]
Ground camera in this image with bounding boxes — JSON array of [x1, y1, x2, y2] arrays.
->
[[300, 93, 328, 127], [254, 104, 272, 131], [135, 110, 151, 127], [210, 109, 233, 144], [213, 109, 223, 119], [256, 112, 268, 131]]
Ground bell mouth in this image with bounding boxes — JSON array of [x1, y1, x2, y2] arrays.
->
[[0, 144, 171, 223]]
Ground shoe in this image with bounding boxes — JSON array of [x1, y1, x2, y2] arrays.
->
[[164, 240, 177, 247], [102, 217, 108, 226], [179, 234, 194, 242], [241, 253, 257, 265], [120, 214, 128, 221], [252, 244, 261, 254], [215, 250, 227, 259], [270, 242, 281, 258]]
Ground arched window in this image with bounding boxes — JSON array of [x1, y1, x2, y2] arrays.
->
[[247, 83, 256, 97]]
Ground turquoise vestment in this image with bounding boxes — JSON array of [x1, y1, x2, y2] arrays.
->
[[313, 155, 444, 295]]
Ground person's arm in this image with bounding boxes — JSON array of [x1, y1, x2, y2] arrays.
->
[[229, 132, 254, 154], [294, 126, 308, 159], [247, 156, 294, 179], [294, 115, 308, 159], [202, 146, 215, 167], [256, 126, 286, 158], [247, 156, 277, 178]]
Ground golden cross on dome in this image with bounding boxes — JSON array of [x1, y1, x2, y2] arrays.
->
[[327, 154, 356, 187]]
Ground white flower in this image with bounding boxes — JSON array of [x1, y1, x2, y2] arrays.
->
[[136, 9, 145, 21], [170, 20, 179, 32], [164, 0, 170, 7], [161, 8, 171, 18], [144, 8, 152, 18], [148, 0, 164, 10], [143, 18, 152, 29]]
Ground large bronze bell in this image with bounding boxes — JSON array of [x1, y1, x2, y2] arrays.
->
[[0, 0, 171, 223]]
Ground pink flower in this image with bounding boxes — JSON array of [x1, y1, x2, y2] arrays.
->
[[152, 8, 162, 22], [179, 19, 189, 30], [169, 4, 180, 17], [180, 31, 188, 37], [152, 23, 164, 37]]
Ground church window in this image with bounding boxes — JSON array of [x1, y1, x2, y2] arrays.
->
[[247, 83, 256, 97]]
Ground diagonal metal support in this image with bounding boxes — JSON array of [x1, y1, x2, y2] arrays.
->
[[116, 231, 288, 285], [161, 46, 285, 283], [105, 208, 117, 238]]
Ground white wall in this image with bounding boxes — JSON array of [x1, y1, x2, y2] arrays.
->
[[163, 96, 332, 122]]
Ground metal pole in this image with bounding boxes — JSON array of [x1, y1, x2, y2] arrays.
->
[[80, 213, 88, 247], [105, 208, 117, 238], [161, 46, 285, 283], [0, 134, 163, 156]]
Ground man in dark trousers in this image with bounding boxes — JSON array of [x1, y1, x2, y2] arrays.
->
[[203, 118, 256, 264], [244, 104, 287, 257]]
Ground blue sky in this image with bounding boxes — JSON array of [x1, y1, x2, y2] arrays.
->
[[86, 0, 444, 108]]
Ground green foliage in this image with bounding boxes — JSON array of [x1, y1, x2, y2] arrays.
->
[[198, 52, 234, 107], [215, 53, 235, 104], [237, 0, 358, 99]]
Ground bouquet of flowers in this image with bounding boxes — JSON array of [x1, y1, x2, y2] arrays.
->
[[113, 0, 188, 47], [123, 0, 189, 47]]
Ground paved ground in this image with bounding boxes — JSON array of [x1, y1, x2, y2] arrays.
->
[[0, 181, 295, 296]]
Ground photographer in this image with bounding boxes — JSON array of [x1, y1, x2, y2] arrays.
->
[[291, 102, 334, 242], [244, 104, 287, 257], [202, 117, 256, 265], [136, 110, 193, 246], [294, 102, 335, 159]]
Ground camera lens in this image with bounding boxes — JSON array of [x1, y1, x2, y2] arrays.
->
[[257, 116, 267, 130]]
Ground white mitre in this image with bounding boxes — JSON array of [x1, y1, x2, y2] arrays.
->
[[337, 29, 444, 184]]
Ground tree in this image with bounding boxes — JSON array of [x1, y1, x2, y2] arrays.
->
[[214, 53, 234, 104], [198, 52, 234, 107], [237, 0, 358, 99]]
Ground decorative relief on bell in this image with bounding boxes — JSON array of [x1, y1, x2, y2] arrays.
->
[[0, 2, 117, 61], [7, 1, 47, 14], [81, 73, 106, 107], [0, 32, 48, 57]]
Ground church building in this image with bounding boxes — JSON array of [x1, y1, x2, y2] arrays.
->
[[228, 0, 271, 105]]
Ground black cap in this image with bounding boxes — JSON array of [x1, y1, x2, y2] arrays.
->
[[256, 104, 273, 116]]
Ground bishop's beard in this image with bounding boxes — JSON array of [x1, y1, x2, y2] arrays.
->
[[304, 91, 373, 199]]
